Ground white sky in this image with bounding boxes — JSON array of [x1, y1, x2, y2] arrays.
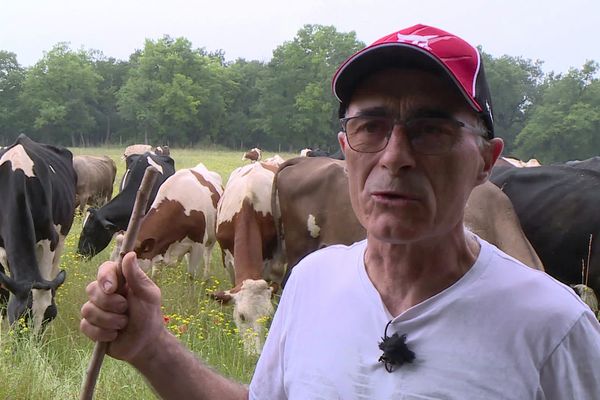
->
[[1, 0, 598, 74]]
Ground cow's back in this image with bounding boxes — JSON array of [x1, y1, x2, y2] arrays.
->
[[491, 165, 600, 293]]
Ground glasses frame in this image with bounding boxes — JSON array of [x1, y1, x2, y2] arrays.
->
[[339, 115, 488, 154]]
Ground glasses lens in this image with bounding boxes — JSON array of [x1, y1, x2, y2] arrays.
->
[[407, 118, 461, 155], [345, 116, 392, 152]]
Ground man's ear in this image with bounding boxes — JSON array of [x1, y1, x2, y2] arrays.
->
[[477, 138, 504, 184], [338, 131, 348, 156]]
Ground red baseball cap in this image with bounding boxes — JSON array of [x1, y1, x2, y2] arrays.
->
[[332, 24, 494, 138]]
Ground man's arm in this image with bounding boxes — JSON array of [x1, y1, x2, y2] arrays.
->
[[80, 252, 248, 400], [539, 311, 600, 399], [132, 329, 248, 399]]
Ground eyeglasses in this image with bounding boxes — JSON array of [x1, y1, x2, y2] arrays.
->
[[340, 115, 487, 154]]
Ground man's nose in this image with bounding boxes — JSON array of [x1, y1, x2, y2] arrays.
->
[[378, 124, 417, 171]]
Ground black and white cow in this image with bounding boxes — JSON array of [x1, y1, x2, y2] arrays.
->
[[0, 134, 76, 331], [77, 152, 175, 258], [491, 165, 600, 309]]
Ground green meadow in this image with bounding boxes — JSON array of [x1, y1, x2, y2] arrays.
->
[[0, 147, 297, 399]]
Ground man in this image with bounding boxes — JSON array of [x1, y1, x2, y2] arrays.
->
[[80, 24, 600, 399]]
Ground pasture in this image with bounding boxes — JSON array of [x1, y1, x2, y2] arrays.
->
[[0, 146, 296, 399]]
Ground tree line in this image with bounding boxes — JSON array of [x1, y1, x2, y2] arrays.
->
[[0, 24, 598, 163]]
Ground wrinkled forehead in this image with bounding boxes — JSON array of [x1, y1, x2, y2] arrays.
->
[[347, 68, 473, 117]]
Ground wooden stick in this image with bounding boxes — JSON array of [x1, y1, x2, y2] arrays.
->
[[80, 165, 160, 400], [586, 234, 593, 287]]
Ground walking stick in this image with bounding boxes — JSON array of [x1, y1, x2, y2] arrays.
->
[[80, 165, 160, 400]]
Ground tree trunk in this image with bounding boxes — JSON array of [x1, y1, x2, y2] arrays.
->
[[104, 116, 111, 144]]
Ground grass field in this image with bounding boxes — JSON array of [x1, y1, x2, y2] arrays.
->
[[0, 146, 297, 399]]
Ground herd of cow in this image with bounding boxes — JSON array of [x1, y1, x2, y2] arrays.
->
[[1, 134, 599, 357]]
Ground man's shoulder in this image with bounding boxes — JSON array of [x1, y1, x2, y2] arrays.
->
[[480, 238, 590, 319]]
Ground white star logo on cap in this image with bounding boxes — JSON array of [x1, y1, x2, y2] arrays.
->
[[396, 33, 437, 50]]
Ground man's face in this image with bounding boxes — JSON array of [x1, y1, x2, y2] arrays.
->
[[338, 68, 502, 245]]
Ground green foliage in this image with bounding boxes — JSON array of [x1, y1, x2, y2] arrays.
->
[[255, 24, 364, 151], [1, 28, 599, 160], [19, 43, 101, 145], [90, 54, 132, 144], [481, 51, 544, 153], [221, 59, 268, 149], [514, 61, 600, 162], [0, 50, 26, 142], [116, 36, 234, 147]]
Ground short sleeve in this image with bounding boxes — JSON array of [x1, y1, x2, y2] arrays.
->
[[539, 310, 600, 399]]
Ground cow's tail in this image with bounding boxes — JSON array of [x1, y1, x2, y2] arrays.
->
[[271, 163, 286, 277], [271, 157, 306, 289]]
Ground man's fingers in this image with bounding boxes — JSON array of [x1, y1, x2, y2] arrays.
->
[[80, 317, 120, 343], [96, 260, 121, 294], [85, 281, 128, 313], [81, 301, 128, 331], [121, 252, 161, 302]]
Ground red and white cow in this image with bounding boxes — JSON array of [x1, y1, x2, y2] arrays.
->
[[214, 158, 285, 354], [132, 164, 223, 279], [241, 147, 262, 162]]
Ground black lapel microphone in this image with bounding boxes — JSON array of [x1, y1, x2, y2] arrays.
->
[[378, 320, 415, 372]]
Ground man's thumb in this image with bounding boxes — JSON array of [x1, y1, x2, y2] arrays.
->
[[121, 251, 158, 300]]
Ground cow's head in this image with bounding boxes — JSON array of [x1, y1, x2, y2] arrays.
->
[[212, 279, 274, 355], [0, 269, 66, 333], [77, 208, 117, 258], [134, 237, 159, 275]]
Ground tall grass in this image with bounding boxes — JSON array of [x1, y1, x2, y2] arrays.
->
[[0, 147, 296, 399]]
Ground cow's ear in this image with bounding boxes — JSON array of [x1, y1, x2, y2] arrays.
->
[[139, 238, 155, 254], [0, 271, 19, 294], [210, 290, 233, 304], [269, 282, 280, 297], [100, 219, 116, 231]]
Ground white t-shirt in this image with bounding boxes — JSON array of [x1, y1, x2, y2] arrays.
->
[[249, 237, 600, 399]]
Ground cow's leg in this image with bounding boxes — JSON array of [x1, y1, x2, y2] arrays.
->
[[79, 194, 89, 214], [186, 244, 203, 279], [33, 238, 57, 333], [51, 233, 66, 278], [202, 241, 215, 280], [232, 199, 264, 283]]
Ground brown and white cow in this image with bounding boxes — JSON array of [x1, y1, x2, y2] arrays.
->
[[122, 144, 153, 160], [73, 155, 117, 213], [132, 164, 223, 279], [214, 158, 286, 355], [274, 157, 544, 282], [241, 147, 262, 162]]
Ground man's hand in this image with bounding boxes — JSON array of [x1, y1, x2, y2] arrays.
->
[[80, 251, 165, 365]]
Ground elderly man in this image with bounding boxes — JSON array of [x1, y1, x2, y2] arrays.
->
[[80, 24, 600, 399]]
